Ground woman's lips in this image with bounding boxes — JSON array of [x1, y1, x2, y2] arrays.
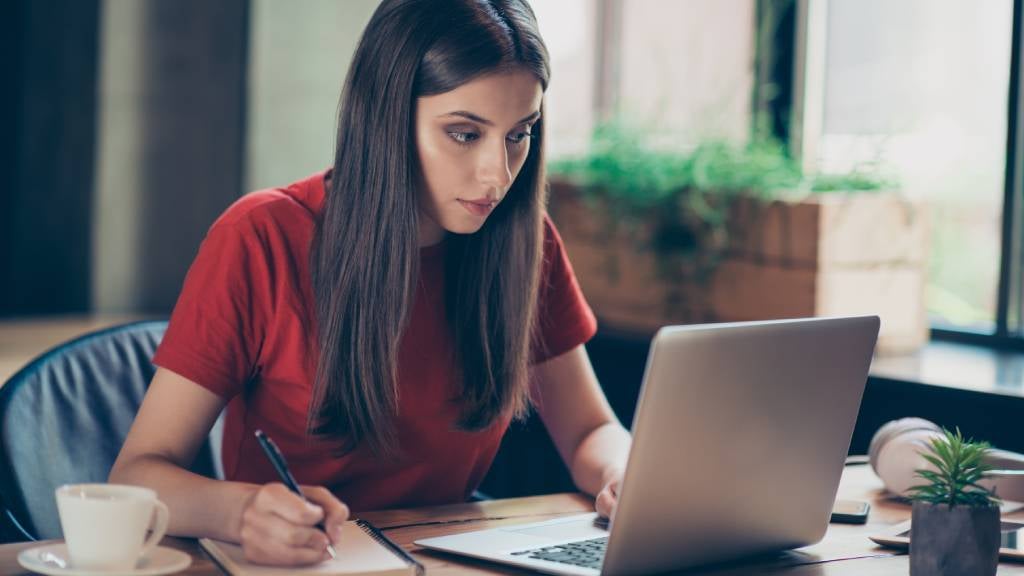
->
[[458, 199, 497, 217]]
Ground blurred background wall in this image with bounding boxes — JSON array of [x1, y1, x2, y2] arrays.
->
[[2, 0, 379, 317], [92, 0, 248, 313], [243, 0, 377, 191], [92, 0, 378, 314], [1, 0, 101, 317]]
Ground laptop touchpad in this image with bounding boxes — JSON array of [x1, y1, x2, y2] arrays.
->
[[504, 516, 607, 540]]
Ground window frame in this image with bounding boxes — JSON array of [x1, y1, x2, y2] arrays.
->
[[995, 0, 1024, 342]]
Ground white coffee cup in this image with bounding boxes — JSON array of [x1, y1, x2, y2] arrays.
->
[[55, 484, 169, 571]]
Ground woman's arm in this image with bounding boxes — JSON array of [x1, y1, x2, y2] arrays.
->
[[110, 368, 348, 566], [530, 345, 631, 517], [110, 368, 249, 540]]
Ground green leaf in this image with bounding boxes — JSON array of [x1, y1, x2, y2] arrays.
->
[[920, 454, 946, 472], [907, 427, 999, 507]]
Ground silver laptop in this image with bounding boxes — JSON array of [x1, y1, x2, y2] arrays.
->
[[416, 316, 880, 575]]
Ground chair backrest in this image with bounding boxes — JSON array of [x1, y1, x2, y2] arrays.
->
[[0, 320, 223, 542]]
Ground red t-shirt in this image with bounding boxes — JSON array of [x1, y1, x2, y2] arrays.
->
[[153, 171, 597, 512]]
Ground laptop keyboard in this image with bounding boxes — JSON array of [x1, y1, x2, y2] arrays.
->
[[510, 536, 608, 570]]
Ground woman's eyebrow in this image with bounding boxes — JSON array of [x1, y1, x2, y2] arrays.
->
[[438, 110, 541, 126]]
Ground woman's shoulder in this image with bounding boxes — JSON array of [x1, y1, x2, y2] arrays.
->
[[208, 171, 326, 240]]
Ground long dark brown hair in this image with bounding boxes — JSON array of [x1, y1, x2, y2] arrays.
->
[[309, 0, 550, 457]]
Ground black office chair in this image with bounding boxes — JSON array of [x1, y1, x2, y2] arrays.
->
[[0, 320, 224, 542]]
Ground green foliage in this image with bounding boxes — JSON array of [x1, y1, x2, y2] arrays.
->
[[548, 121, 693, 207], [547, 122, 810, 203], [689, 138, 802, 197], [908, 428, 1001, 508], [809, 170, 894, 192], [548, 119, 893, 207], [547, 118, 895, 275]]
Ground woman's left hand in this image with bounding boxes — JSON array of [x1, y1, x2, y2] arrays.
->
[[595, 471, 623, 519]]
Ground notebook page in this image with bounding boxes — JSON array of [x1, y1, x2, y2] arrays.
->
[[200, 520, 412, 575]]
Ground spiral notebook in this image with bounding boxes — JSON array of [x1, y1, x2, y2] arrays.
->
[[199, 519, 424, 576]]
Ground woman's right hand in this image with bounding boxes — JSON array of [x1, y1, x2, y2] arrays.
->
[[238, 483, 350, 566]]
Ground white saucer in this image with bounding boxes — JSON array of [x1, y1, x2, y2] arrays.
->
[[17, 543, 192, 576]]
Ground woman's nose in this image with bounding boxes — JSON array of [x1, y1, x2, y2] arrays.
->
[[477, 141, 513, 190]]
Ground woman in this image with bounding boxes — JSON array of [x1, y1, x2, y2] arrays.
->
[[111, 0, 631, 567]]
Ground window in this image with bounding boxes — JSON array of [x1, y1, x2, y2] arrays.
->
[[792, 0, 1023, 346], [533, 0, 757, 153], [796, 0, 1014, 333], [532, 0, 597, 159], [534, 0, 1024, 347]]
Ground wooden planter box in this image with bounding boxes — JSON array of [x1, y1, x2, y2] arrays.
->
[[548, 180, 930, 354]]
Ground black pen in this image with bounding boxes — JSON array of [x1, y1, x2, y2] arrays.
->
[[254, 429, 338, 559]]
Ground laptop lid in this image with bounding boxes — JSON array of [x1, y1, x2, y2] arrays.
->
[[602, 315, 879, 575]]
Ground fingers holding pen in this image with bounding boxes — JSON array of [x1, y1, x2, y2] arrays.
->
[[239, 483, 341, 566], [301, 484, 350, 543]]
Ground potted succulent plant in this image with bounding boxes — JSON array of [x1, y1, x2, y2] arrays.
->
[[907, 428, 1001, 576]]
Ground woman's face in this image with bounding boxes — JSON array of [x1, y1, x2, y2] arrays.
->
[[415, 69, 543, 246]]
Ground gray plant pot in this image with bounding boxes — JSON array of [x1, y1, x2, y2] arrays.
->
[[910, 500, 1000, 576]]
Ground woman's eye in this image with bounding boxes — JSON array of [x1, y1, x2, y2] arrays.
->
[[446, 128, 532, 147], [507, 130, 533, 146], [448, 131, 479, 145]]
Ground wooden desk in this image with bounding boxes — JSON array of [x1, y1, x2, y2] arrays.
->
[[3, 466, 1023, 575]]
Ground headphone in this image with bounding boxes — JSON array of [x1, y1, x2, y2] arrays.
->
[[869, 417, 1024, 502]]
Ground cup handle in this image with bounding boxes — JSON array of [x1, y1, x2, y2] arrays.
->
[[139, 500, 169, 561]]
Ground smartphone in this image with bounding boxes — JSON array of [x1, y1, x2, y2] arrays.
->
[[830, 499, 870, 524]]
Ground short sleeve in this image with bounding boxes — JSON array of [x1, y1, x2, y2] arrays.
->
[[152, 217, 270, 398], [531, 215, 599, 364]]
